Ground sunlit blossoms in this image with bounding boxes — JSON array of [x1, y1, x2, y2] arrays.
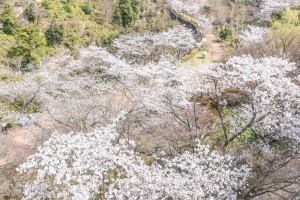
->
[[254, 0, 300, 20], [113, 26, 197, 63], [166, 0, 212, 30], [166, 0, 199, 15], [10, 20, 300, 200], [239, 26, 269, 47], [200, 56, 300, 142], [17, 115, 250, 200]]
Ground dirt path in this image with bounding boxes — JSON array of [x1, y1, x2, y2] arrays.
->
[[0, 124, 45, 197], [204, 33, 226, 62], [0, 117, 65, 198], [171, 5, 226, 63]]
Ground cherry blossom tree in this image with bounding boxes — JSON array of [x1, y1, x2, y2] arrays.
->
[[249, 0, 300, 21], [3, 21, 299, 199], [17, 114, 251, 200], [42, 46, 203, 137], [196, 55, 300, 199], [165, 0, 212, 30], [239, 25, 269, 47], [166, 0, 199, 15], [113, 26, 197, 63], [199, 56, 300, 145], [239, 142, 300, 199], [0, 74, 49, 123]]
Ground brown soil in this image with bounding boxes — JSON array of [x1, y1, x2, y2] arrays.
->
[[205, 33, 226, 62], [0, 118, 65, 198]]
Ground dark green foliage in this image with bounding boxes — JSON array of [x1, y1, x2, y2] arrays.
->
[[113, 0, 142, 27], [64, 31, 79, 53], [165, 197, 174, 200], [45, 23, 64, 46], [25, 3, 36, 22], [101, 31, 118, 46], [272, 10, 284, 21], [0, 3, 19, 35], [219, 26, 233, 41], [82, 3, 92, 15], [9, 25, 47, 69], [6, 122, 12, 128], [63, 4, 72, 13], [42, 0, 52, 9]]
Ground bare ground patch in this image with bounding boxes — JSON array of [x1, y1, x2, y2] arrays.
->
[[0, 116, 66, 198]]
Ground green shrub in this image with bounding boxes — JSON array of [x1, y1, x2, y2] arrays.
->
[[42, 0, 52, 10], [0, 32, 15, 63], [64, 32, 80, 52], [101, 31, 118, 46], [9, 25, 47, 70], [25, 3, 36, 22], [45, 23, 64, 46], [6, 122, 13, 128], [147, 10, 156, 18], [165, 197, 174, 200], [81, 3, 92, 15], [272, 10, 284, 21], [0, 3, 20, 35], [0, 73, 20, 82], [238, 130, 257, 144], [219, 26, 233, 41], [63, 4, 72, 13], [9, 96, 41, 113]]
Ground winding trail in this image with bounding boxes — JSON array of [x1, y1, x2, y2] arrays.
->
[[205, 32, 226, 62], [168, 5, 226, 63]]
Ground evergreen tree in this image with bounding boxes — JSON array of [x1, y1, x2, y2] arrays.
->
[[0, 3, 19, 35], [45, 23, 64, 46], [113, 0, 142, 27], [9, 25, 46, 69]]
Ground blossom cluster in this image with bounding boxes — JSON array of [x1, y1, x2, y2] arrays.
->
[[165, 0, 212, 30], [113, 26, 197, 63], [18, 116, 250, 200], [251, 0, 300, 20], [200, 56, 300, 141], [239, 25, 269, 47], [9, 23, 300, 199]]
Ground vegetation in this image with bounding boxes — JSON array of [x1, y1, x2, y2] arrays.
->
[[81, 3, 92, 15], [113, 0, 142, 27], [1, 0, 300, 199], [0, 0, 174, 69], [9, 24, 48, 70], [24, 3, 36, 22], [0, 3, 19, 35], [45, 23, 64, 46], [219, 26, 233, 41]]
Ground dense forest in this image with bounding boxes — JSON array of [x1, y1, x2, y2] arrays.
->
[[0, 0, 300, 199]]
